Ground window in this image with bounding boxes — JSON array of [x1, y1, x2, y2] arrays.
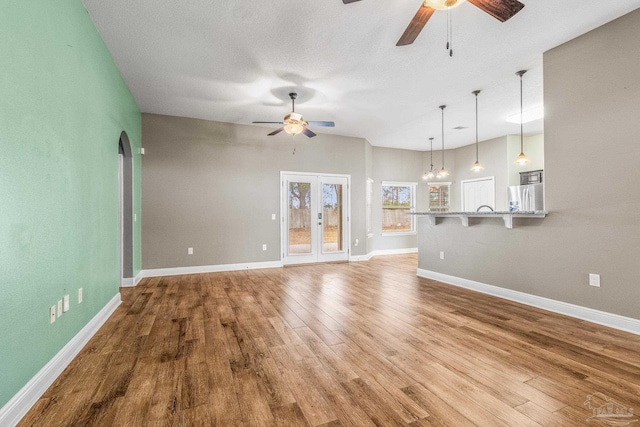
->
[[428, 182, 450, 212], [381, 181, 416, 234]]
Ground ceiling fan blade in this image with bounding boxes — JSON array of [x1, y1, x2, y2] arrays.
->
[[253, 121, 284, 124], [307, 121, 335, 127], [342, 0, 361, 3], [302, 127, 317, 138], [396, 5, 435, 46], [467, 0, 524, 22], [268, 127, 285, 136]]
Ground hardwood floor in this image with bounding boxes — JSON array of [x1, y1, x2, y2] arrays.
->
[[19, 254, 640, 426]]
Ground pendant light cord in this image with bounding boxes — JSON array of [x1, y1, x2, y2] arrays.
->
[[517, 71, 526, 152], [475, 91, 479, 160], [440, 105, 446, 168], [429, 138, 433, 169]]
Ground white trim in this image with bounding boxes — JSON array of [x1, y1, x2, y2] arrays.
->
[[0, 293, 122, 427], [426, 181, 451, 186], [416, 269, 640, 336], [142, 260, 283, 278], [120, 277, 135, 287], [350, 247, 418, 262], [134, 271, 143, 286], [381, 232, 417, 237]]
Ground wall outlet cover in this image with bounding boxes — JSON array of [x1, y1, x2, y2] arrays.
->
[[440, 251, 445, 260], [589, 273, 601, 287], [188, 247, 193, 255], [50, 306, 56, 324], [262, 244, 267, 251]]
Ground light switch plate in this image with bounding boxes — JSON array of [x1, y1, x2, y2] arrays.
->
[[589, 273, 600, 287], [78, 287, 83, 304], [50, 306, 56, 324], [188, 247, 193, 255], [57, 300, 63, 317], [63, 295, 70, 312], [439, 251, 445, 260]]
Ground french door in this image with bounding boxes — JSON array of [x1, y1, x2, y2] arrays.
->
[[282, 173, 349, 265]]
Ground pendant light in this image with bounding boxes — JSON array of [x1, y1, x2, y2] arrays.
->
[[422, 137, 436, 180], [437, 105, 449, 178], [470, 90, 484, 172], [514, 70, 530, 165]]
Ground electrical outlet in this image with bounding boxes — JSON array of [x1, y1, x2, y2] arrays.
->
[[262, 244, 267, 251], [57, 300, 63, 317], [271, 214, 276, 220], [589, 273, 601, 287], [78, 288, 83, 304], [440, 251, 445, 260], [188, 247, 193, 255], [63, 295, 70, 312], [50, 306, 56, 324]]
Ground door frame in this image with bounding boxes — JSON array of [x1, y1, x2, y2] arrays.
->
[[460, 176, 495, 212], [280, 171, 351, 265]]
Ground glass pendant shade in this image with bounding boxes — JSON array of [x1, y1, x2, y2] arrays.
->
[[514, 152, 530, 165], [470, 160, 484, 172], [438, 167, 449, 178]]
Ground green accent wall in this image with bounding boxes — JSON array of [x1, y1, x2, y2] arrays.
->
[[0, 0, 141, 408]]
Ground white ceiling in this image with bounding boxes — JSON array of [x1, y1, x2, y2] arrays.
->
[[83, 0, 640, 150]]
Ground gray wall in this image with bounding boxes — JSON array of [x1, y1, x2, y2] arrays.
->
[[418, 8, 640, 320], [452, 136, 509, 212], [369, 147, 427, 252], [142, 114, 368, 268]]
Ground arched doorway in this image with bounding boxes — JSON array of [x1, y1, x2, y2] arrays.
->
[[118, 131, 134, 286]]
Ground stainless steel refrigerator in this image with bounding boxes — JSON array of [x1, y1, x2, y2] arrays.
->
[[508, 183, 544, 212]]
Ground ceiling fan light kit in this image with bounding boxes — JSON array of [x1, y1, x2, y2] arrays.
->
[[253, 92, 335, 139], [395, 0, 525, 47]]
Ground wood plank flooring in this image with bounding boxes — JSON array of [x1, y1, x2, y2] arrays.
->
[[19, 254, 640, 426]]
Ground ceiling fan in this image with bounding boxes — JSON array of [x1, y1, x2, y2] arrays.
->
[[342, 0, 524, 46], [252, 93, 335, 138]]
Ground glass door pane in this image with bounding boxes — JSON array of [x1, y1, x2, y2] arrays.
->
[[288, 182, 312, 254], [322, 183, 343, 253]]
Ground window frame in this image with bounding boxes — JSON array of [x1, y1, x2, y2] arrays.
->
[[427, 181, 451, 213], [381, 181, 417, 236]]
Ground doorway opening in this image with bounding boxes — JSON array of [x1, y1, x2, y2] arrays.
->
[[118, 132, 134, 286], [281, 172, 350, 265]]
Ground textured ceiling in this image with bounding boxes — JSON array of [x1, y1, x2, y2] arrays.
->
[[83, 0, 640, 150]]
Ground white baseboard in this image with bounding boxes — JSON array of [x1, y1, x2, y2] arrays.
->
[[351, 247, 418, 262], [0, 293, 122, 427], [349, 253, 373, 262], [417, 269, 640, 336], [120, 277, 135, 287], [142, 260, 283, 278], [134, 271, 143, 286]]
